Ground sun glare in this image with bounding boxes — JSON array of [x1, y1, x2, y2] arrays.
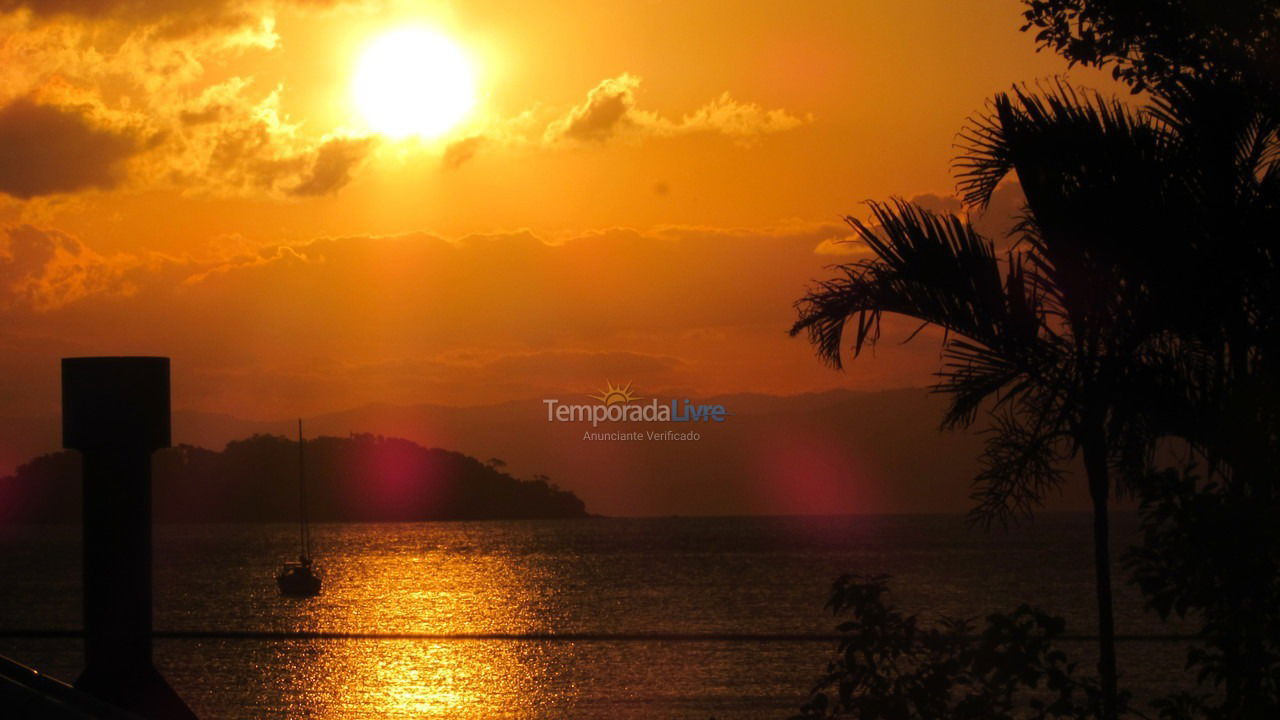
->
[[353, 27, 476, 139]]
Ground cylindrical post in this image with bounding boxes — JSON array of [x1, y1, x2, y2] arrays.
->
[[62, 357, 197, 720]]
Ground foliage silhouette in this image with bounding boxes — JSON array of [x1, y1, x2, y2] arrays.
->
[[793, 574, 1111, 720], [1025, 7, 1280, 714], [1021, 0, 1280, 102], [792, 2, 1280, 709], [790, 80, 1192, 713], [1124, 468, 1280, 719]]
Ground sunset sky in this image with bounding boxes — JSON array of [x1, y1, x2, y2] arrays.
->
[[0, 0, 1119, 419]]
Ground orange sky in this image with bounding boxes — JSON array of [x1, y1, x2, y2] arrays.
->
[[0, 0, 1120, 419]]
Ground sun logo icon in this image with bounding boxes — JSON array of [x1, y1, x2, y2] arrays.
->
[[590, 381, 641, 405]]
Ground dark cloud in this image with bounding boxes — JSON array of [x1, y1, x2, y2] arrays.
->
[[971, 181, 1025, 245], [0, 0, 170, 20], [554, 75, 639, 142], [898, 182, 1025, 249], [0, 1, 248, 41], [0, 98, 142, 198], [179, 105, 228, 127], [811, 183, 1025, 257], [0, 1, 337, 40], [289, 136, 373, 197], [200, 115, 290, 190], [908, 192, 964, 216], [441, 135, 485, 170]]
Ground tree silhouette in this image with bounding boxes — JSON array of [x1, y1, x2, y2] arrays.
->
[[1021, 0, 1280, 103], [792, 1, 1280, 715], [1025, 3, 1280, 714], [791, 83, 1193, 717]]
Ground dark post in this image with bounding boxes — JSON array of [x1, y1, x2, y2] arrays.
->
[[62, 357, 197, 720]]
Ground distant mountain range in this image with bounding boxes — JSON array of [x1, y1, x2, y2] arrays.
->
[[0, 388, 1095, 517]]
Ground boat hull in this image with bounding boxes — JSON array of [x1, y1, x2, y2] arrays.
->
[[276, 565, 321, 597]]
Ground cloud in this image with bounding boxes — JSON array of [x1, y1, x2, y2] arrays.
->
[[289, 136, 374, 196], [0, 0, 327, 43], [0, 219, 934, 413], [908, 182, 1025, 248], [0, 18, 800, 200], [0, 224, 163, 310], [441, 135, 485, 170], [161, 222, 860, 354], [907, 192, 964, 216], [679, 92, 809, 139], [0, 4, 375, 200], [0, 192, 1016, 347], [0, 0, 249, 33], [0, 97, 145, 198], [546, 74, 645, 142], [163, 81, 374, 197], [543, 74, 810, 145], [819, 183, 1027, 259], [813, 236, 869, 256]]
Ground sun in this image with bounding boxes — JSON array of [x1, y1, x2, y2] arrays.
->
[[352, 27, 476, 139]]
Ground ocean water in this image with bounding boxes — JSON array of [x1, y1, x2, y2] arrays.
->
[[0, 515, 1193, 719]]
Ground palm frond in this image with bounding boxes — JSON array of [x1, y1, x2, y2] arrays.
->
[[968, 399, 1071, 529], [955, 80, 1219, 386], [956, 81, 1160, 211], [791, 200, 1049, 376]]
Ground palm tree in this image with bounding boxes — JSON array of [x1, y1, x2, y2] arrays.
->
[[792, 83, 1180, 718]]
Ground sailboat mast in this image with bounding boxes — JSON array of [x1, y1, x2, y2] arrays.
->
[[298, 418, 310, 562]]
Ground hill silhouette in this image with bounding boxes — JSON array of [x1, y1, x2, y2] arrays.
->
[[0, 433, 588, 523], [0, 388, 1107, 516]]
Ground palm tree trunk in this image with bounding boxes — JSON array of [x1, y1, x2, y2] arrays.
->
[[1082, 428, 1118, 720]]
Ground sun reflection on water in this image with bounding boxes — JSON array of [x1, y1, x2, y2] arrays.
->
[[281, 527, 572, 718], [6, 518, 1190, 719]]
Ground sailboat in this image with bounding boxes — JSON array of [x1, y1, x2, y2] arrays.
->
[[277, 419, 321, 597]]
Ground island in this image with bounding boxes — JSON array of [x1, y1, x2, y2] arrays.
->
[[0, 433, 588, 523]]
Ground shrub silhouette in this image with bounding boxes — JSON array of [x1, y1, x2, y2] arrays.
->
[[794, 574, 1111, 720]]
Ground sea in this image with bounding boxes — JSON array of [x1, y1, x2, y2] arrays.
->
[[0, 514, 1194, 719]]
